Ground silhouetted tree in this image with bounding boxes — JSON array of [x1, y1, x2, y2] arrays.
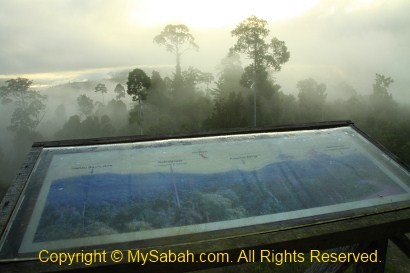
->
[[204, 91, 247, 129], [148, 71, 169, 105], [95, 83, 108, 103], [370, 73, 395, 109], [181, 67, 214, 92], [77, 94, 94, 117], [204, 52, 249, 129], [215, 52, 244, 95], [104, 99, 128, 130], [231, 16, 289, 126], [0, 77, 47, 134], [55, 115, 82, 139], [55, 104, 67, 123], [368, 73, 397, 130], [127, 68, 151, 134], [55, 114, 116, 139], [231, 16, 289, 76], [127, 69, 151, 102], [114, 83, 125, 100], [297, 78, 327, 122], [174, 67, 215, 102], [153, 24, 198, 83]]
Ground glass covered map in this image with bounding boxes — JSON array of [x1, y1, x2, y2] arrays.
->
[[1, 125, 410, 259]]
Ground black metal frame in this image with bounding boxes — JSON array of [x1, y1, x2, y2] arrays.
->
[[0, 120, 409, 273]]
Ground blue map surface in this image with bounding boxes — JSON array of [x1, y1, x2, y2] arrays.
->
[[34, 152, 405, 242]]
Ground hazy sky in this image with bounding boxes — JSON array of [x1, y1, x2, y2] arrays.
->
[[0, 0, 409, 100]]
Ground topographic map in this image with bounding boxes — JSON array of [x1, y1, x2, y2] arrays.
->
[[18, 127, 410, 253]]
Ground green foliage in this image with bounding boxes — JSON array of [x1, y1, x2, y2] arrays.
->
[[204, 91, 247, 129], [231, 16, 270, 72], [169, 95, 213, 132], [373, 73, 394, 95], [57, 115, 81, 138], [370, 74, 396, 110], [297, 78, 327, 122], [153, 24, 198, 78], [0, 77, 47, 133], [231, 16, 289, 127], [231, 15, 289, 74], [216, 52, 244, 91], [127, 68, 151, 102], [204, 51, 249, 129], [55, 114, 116, 139], [113, 83, 125, 100], [104, 99, 128, 130], [276, 92, 298, 124], [76, 94, 94, 117], [368, 73, 398, 130], [182, 67, 214, 90], [147, 71, 169, 106], [94, 83, 107, 103], [178, 67, 215, 98], [268, 37, 291, 71], [55, 104, 67, 123], [126, 68, 151, 133]]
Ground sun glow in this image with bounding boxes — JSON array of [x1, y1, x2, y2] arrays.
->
[[129, 0, 319, 28]]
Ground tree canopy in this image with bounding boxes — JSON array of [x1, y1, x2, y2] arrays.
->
[[95, 83, 107, 103], [114, 83, 125, 100], [77, 94, 94, 117], [231, 15, 290, 75], [154, 24, 198, 79], [127, 68, 151, 103], [297, 78, 327, 121], [127, 68, 151, 133], [231, 16, 290, 127], [0, 77, 47, 133]]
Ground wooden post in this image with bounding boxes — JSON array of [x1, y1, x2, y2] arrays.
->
[[390, 234, 410, 258], [304, 244, 359, 273], [352, 239, 388, 273]]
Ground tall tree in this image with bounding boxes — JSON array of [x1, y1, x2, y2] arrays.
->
[[77, 94, 94, 117], [0, 77, 47, 134], [204, 91, 247, 129], [148, 71, 169, 105], [231, 16, 289, 75], [95, 83, 107, 103], [127, 69, 151, 103], [204, 52, 249, 129], [371, 73, 394, 103], [127, 68, 151, 134], [153, 24, 199, 81], [369, 73, 397, 130], [114, 83, 125, 100], [297, 78, 327, 122], [216, 52, 244, 90], [231, 16, 289, 126], [181, 67, 214, 92]]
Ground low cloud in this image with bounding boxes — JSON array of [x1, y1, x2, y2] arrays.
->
[[0, 0, 408, 101]]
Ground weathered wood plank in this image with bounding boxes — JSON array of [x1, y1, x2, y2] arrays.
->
[[390, 234, 410, 258], [352, 239, 388, 273], [304, 244, 360, 273]]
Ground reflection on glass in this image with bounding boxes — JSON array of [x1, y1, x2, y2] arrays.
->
[[35, 151, 405, 242], [1, 126, 409, 258]]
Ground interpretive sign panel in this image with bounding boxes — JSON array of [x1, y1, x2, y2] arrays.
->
[[1, 122, 410, 262]]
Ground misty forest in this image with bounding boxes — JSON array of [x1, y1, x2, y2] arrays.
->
[[0, 15, 409, 202]]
